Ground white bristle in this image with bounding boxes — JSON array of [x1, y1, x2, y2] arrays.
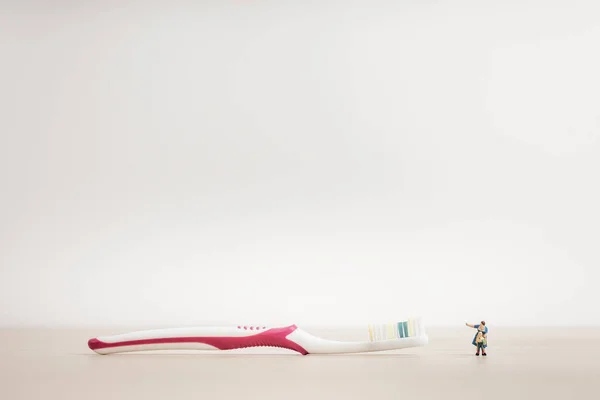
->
[[366, 317, 426, 342]]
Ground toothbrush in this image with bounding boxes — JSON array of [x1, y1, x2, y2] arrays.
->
[[87, 317, 428, 355]]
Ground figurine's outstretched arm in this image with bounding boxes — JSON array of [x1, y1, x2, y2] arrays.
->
[[465, 323, 475, 328]]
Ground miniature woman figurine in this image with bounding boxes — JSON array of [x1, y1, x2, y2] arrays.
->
[[466, 321, 488, 356]]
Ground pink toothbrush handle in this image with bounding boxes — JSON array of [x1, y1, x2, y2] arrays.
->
[[88, 325, 309, 355]]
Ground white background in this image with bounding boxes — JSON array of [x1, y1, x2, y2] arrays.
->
[[1, 0, 599, 328]]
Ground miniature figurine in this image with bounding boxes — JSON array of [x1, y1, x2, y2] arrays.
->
[[466, 321, 488, 356]]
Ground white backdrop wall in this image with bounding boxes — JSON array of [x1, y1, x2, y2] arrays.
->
[[1, 0, 599, 327]]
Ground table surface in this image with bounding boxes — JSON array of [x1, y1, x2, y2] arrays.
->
[[1, 326, 599, 399]]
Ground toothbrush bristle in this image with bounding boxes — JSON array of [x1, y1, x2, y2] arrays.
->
[[368, 317, 424, 342]]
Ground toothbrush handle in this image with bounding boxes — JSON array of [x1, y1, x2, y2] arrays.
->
[[88, 325, 309, 355]]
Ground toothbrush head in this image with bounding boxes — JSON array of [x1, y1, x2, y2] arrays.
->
[[368, 317, 425, 342]]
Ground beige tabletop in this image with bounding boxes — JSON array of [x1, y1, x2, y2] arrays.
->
[[1, 326, 599, 400]]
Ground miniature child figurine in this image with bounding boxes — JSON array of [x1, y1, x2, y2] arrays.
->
[[466, 321, 488, 356]]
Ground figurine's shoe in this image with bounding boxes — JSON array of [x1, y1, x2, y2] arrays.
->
[[482, 352, 487, 356]]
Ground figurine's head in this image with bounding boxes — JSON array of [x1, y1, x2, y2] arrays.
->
[[480, 321, 485, 326]]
